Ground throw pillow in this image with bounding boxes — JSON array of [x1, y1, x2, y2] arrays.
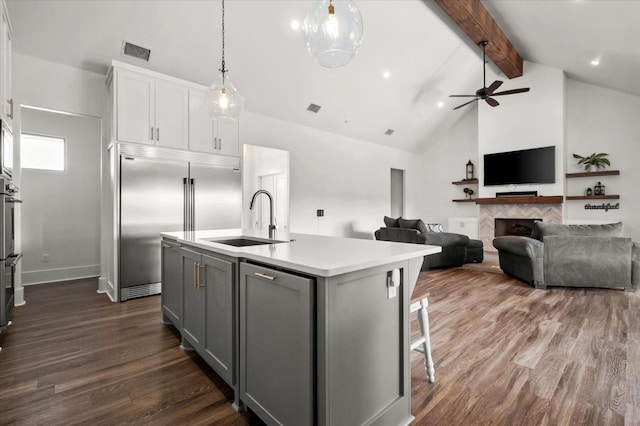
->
[[426, 223, 444, 233], [384, 216, 401, 228], [398, 218, 428, 234]]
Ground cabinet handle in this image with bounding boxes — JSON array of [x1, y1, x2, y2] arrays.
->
[[150, 127, 154, 141], [7, 99, 13, 119], [198, 264, 204, 288], [193, 262, 198, 288], [218, 138, 222, 150], [254, 272, 276, 281], [157, 127, 160, 141]]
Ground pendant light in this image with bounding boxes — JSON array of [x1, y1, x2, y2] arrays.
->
[[303, 0, 363, 68], [206, 0, 243, 120]]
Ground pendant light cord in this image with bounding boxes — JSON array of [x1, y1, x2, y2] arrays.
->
[[220, 0, 227, 80]]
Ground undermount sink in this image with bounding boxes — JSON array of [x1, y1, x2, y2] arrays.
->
[[204, 237, 287, 247]]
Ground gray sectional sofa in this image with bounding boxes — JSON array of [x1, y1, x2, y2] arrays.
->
[[374, 216, 483, 270], [493, 221, 639, 291]]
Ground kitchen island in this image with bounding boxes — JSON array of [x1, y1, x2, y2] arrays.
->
[[160, 229, 440, 426]]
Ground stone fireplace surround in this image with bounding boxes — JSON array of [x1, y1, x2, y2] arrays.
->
[[479, 202, 563, 251]]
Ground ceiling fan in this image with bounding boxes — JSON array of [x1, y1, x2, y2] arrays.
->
[[450, 40, 530, 110]]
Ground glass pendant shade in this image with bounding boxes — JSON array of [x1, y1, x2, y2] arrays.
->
[[303, 0, 363, 68], [205, 73, 243, 120]]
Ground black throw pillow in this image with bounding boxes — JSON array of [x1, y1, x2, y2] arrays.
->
[[384, 216, 400, 228]]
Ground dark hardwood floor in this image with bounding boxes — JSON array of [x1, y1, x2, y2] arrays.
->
[[1, 258, 639, 425]]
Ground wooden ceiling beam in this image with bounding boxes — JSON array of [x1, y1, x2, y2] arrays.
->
[[432, 0, 524, 79]]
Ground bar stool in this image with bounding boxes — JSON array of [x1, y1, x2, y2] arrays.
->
[[410, 295, 435, 383]]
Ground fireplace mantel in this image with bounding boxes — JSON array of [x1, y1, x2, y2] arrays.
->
[[475, 195, 564, 205]]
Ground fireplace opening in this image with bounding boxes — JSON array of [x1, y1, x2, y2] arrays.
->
[[495, 218, 541, 237]]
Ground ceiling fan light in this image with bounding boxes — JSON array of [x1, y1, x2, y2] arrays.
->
[[303, 0, 363, 68], [205, 73, 243, 120]]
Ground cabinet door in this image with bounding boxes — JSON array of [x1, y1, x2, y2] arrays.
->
[[155, 79, 188, 150], [0, 3, 12, 128], [181, 248, 204, 349], [202, 253, 235, 385], [161, 240, 182, 328], [240, 262, 314, 426], [216, 119, 240, 156], [116, 69, 155, 145], [188, 89, 216, 153]]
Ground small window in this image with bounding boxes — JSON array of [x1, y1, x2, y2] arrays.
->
[[21, 133, 65, 171]]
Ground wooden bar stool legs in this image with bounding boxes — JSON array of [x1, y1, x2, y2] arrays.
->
[[410, 296, 435, 383]]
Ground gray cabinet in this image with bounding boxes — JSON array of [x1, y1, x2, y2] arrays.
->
[[160, 240, 182, 328], [181, 247, 204, 348], [201, 253, 235, 385], [239, 262, 314, 426], [178, 245, 237, 387]]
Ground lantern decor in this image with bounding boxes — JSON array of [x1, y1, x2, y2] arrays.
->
[[586, 187, 593, 196], [465, 160, 474, 180], [594, 181, 605, 196]]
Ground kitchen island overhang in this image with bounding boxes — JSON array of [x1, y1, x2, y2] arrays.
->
[[160, 229, 440, 426]]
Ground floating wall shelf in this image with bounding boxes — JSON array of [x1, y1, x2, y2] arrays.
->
[[565, 195, 620, 201], [566, 170, 620, 178]]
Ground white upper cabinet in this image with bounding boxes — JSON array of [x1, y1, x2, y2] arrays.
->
[[188, 89, 215, 153], [188, 88, 239, 156], [116, 69, 154, 145], [0, 0, 13, 129], [155, 79, 188, 150], [115, 68, 188, 150]]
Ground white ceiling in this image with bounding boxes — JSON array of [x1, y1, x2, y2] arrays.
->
[[6, 1, 640, 153]]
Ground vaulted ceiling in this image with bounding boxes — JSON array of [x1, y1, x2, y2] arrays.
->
[[6, 1, 640, 153]]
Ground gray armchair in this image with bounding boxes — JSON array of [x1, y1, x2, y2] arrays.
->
[[493, 222, 639, 292]]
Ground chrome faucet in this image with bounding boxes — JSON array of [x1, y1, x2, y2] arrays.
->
[[249, 190, 276, 239]]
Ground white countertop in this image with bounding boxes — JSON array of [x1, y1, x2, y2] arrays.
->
[[161, 229, 441, 277]]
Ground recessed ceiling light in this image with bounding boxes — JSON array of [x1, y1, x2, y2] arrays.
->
[[290, 19, 301, 31], [382, 70, 391, 79], [590, 59, 600, 66], [437, 101, 444, 108]]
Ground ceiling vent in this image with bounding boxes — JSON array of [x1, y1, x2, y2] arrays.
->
[[385, 129, 395, 136], [307, 103, 322, 113], [122, 40, 151, 62]]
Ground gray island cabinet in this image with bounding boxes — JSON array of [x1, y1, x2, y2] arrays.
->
[[160, 229, 440, 426]]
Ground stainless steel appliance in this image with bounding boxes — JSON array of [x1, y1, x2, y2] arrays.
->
[[1, 120, 12, 179], [0, 178, 21, 332], [119, 154, 241, 301]]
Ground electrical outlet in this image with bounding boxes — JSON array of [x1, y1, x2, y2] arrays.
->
[[42, 254, 49, 262], [317, 209, 324, 217]]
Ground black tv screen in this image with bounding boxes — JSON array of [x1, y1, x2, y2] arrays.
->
[[484, 146, 555, 186]]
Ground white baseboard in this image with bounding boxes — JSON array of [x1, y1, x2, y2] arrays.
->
[[14, 286, 25, 306], [97, 276, 116, 302], [22, 264, 100, 286]]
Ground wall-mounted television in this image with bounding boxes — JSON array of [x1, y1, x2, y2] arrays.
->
[[484, 146, 555, 186]]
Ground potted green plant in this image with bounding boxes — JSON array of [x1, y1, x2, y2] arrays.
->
[[572, 152, 610, 171]]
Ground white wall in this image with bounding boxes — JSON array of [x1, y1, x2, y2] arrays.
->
[[240, 112, 425, 239], [20, 108, 101, 284], [565, 80, 640, 240], [13, 53, 105, 117], [478, 61, 565, 198], [421, 108, 479, 227]]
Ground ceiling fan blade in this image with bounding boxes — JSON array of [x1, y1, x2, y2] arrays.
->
[[492, 87, 530, 96], [486, 80, 503, 95], [453, 98, 480, 110], [449, 95, 479, 98], [485, 97, 499, 107]]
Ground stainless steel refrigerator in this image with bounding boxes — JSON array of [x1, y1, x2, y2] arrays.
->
[[119, 155, 241, 301]]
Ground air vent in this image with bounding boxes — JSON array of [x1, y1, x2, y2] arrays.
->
[[307, 103, 322, 113], [122, 40, 151, 62], [385, 129, 395, 136]]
